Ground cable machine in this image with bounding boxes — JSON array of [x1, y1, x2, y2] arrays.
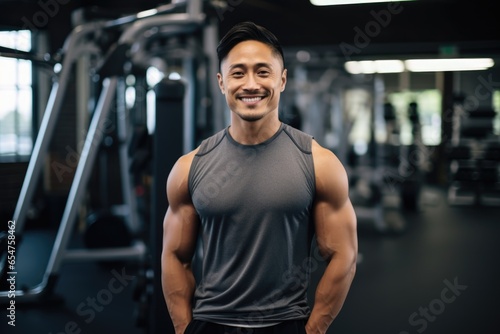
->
[[0, 0, 220, 306]]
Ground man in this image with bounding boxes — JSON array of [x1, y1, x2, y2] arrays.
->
[[162, 21, 357, 334]]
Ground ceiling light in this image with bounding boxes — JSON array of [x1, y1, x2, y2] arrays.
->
[[345, 60, 404, 74], [345, 60, 375, 74], [404, 58, 495, 72], [311, 0, 415, 6], [344, 58, 495, 74], [374, 60, 405, 73]]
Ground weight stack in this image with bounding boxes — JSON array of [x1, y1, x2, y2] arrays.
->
[[150, 79, 185, 334]]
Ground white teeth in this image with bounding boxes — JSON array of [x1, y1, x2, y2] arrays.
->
[[241, 97, 262, 103]]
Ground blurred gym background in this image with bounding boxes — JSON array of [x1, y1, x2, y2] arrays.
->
[[0, 0, 499, 333]]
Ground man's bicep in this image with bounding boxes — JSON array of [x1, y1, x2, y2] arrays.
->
[[312, 143, 357, 260], [313, 198, 357, 261], [163, 204, 199, 264], [162, 153, 199, 264]]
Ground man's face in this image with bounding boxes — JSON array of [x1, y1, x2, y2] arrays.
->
[[217, 40, 287, 122]]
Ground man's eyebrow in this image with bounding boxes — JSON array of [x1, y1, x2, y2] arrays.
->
[[228, 63, 245, 71], [228, 62, 273, 70]]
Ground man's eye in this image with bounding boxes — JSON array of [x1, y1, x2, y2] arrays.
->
[[232, 72, 244, 77]]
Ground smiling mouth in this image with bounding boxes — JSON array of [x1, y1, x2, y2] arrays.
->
[[240, 96, 264, 103]]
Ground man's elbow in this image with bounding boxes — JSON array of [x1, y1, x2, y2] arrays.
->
[[339, 248, 357, 284]]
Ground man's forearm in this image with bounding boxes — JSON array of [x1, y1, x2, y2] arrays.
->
[[306, 255, 356, 334], [162, 255, 196, 334]]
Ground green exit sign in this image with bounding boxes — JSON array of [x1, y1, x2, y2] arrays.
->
[[439, 45, 459, 56]]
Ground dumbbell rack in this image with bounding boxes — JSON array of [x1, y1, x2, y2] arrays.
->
[[447, 102, 500, 206], [447, 139, 500, 206]]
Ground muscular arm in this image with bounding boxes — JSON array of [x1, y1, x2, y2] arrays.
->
[[306, 141, 358, 334], [161, 151, 199, 334]]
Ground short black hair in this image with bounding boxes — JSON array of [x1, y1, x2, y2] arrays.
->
[[217, 21, 285, 70]]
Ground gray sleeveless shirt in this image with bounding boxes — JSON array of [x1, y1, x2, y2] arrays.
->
[[188, 123, 316, 326]]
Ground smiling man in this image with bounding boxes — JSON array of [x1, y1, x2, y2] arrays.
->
[[161, 21, 358, 334]]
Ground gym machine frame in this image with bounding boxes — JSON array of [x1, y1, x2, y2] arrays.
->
[[1, 0, 206, 303]]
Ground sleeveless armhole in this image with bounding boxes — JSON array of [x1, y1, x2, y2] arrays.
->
[[283, 124, 316, 219], [188, 129, 226, 197], [195, 129, 226, 156], [282, 124, 313, 154]]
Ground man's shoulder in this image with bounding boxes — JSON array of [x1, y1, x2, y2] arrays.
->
[[196, 128, 227, 156], [282, 124, 313, 154]]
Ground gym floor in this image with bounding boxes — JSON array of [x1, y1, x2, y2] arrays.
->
[[1, 185, 499, 334]]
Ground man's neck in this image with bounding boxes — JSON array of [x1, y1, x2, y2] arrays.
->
[[228, 117, 282, 145]]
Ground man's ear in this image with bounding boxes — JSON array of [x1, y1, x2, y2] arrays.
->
[[217, 73, 225, 94], [280, 68, 287, 92]]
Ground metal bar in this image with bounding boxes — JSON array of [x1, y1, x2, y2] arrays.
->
[[63, 241, 146, 262], [116, 79, 140, 233], [187, 0, 203, 17], [119, 13, 205, 45], [43, 77, 118, 278], [203, 19, 225, 131], [183, 54, 195, 153], [12, 21, 106, 234], [103, 0, 188, 29], [0, 46, 57, 68]]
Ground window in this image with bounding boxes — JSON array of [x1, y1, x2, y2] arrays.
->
[[344, 88, 373, 155], [0, 30, 33, 161], [344, 88, 442, 154], [387, 90, 442, 146]]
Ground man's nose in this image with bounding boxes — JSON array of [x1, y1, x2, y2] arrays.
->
[[242, 74, 260, 91]]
